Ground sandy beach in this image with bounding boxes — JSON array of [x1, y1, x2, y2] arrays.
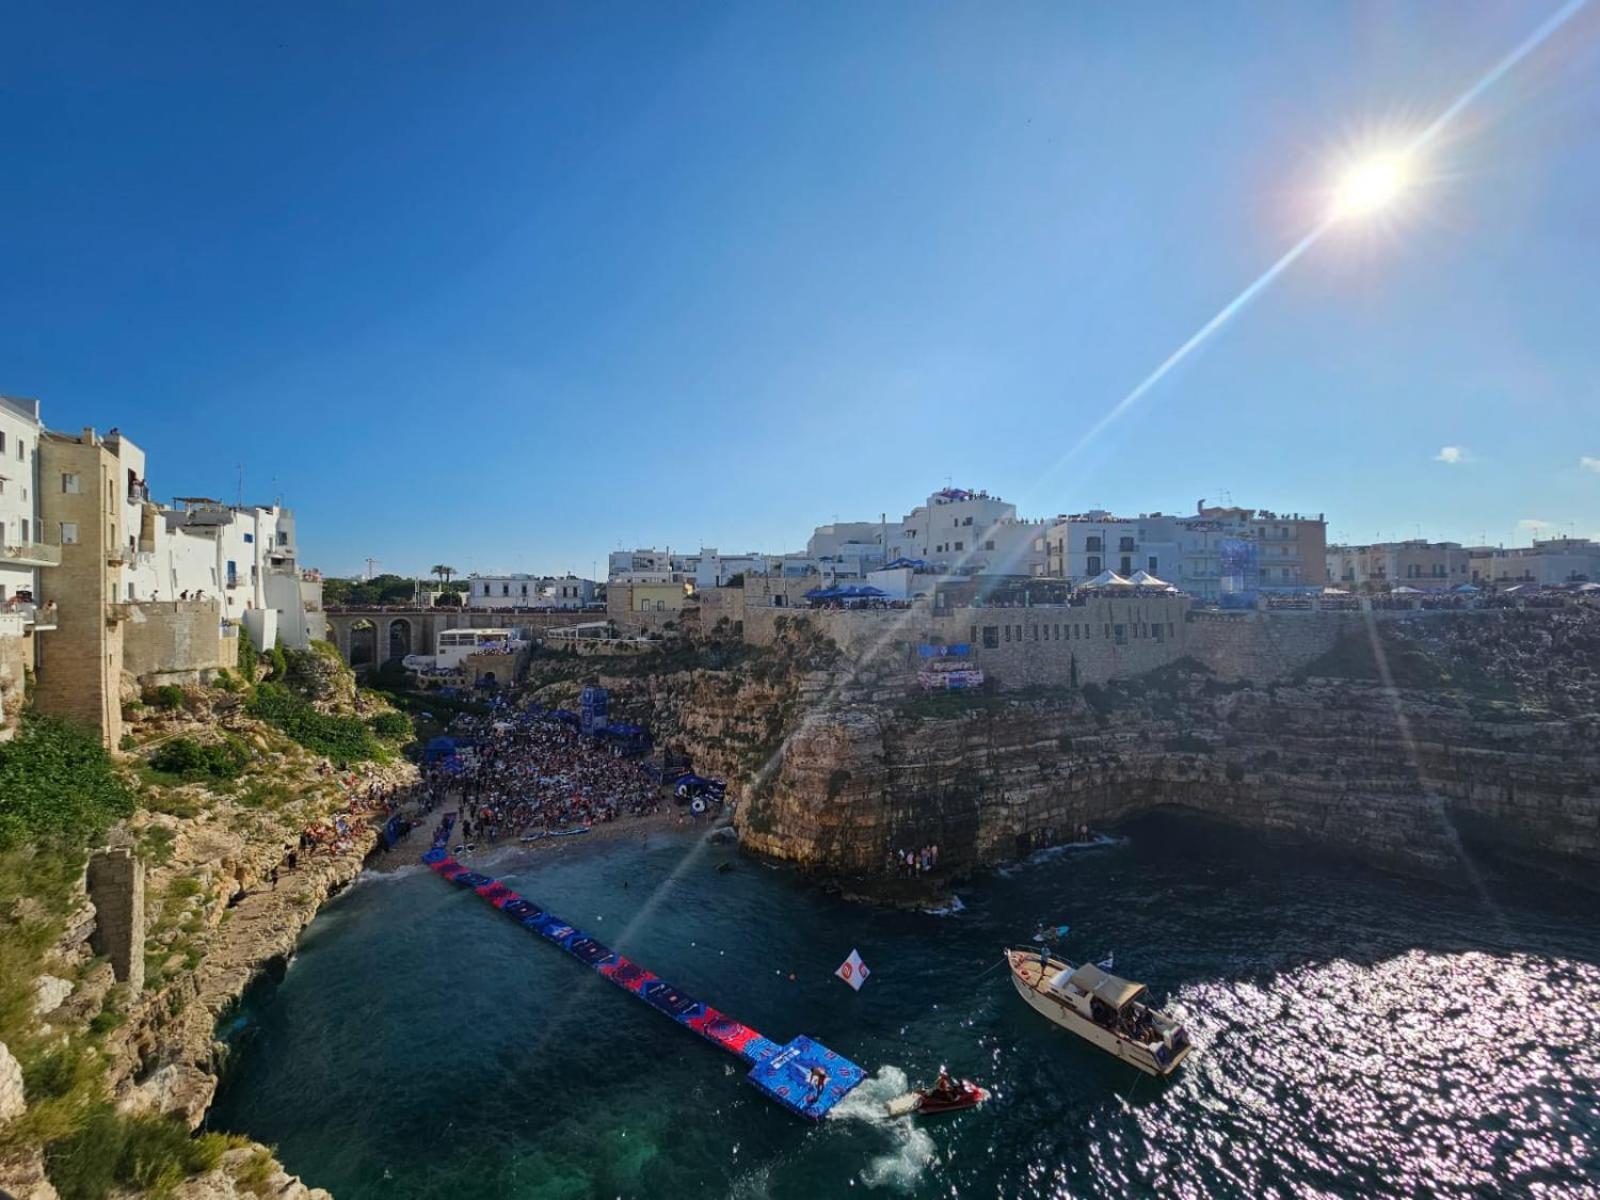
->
[[363, 794, 715, 874]]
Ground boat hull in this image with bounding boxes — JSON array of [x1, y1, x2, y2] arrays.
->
[[1008, 957, 1190, 1078]]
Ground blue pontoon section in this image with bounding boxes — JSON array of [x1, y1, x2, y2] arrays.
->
[[420, 817, 864, 1119], [745, 1035, 868, 1120]]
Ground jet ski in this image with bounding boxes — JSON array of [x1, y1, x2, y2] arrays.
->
[[884, 1078, 990, 1117]]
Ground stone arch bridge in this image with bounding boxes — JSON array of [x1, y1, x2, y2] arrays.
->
[[323, 607, 600, 667]]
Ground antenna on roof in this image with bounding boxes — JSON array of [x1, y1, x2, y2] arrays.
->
[[236, 463, 244, 509]]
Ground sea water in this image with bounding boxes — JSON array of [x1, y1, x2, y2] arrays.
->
[[208, 816, 1600, 1198]]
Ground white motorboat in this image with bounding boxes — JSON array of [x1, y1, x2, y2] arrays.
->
[[1005, 947, 1192, 1077]]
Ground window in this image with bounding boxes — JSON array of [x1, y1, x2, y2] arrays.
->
[[1120, 556, 1133, 575], [243, 533, 254, 543], [61, 473, 80, 494], [1119, 537, 1135, 552], [1148, 557, 1159, 574], [985, 540, 995, 551], [1086, 536, 1103, 552], [954, 541, 964, 552], [1114, 623, 1127, 644], [14, 439, 20, 462], [1087, 556, 1101, 575], [59, 521, 78, 545], [226, 560, 238, 587], [982, 626, 999, 648], [1003, 625, 1011, 642], [0, 432, 5, 454]]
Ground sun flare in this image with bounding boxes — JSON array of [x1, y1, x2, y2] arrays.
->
[[1331, 154, 1411, 219]]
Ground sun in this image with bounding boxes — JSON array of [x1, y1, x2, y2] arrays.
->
[[1330, 154, 1411, 220]]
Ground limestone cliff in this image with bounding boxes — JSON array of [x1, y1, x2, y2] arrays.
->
[[725, 607, 1600, 888]]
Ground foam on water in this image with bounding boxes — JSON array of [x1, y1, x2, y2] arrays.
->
[[826, 1066, 938, 1192], [920, 894, 966, 917]]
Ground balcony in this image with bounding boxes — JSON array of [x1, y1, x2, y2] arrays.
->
[[2, 542, 62, 568], [2, 601, 57, 631]]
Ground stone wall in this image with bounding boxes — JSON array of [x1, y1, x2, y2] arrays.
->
[[0, 620, 30, 739], [123, 600, 237, 686], [742, 594, 1190, 690], [87, 847, 145, 993]]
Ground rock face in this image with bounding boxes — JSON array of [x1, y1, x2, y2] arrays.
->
[[103, 806, 392, 1127], [727, 609, 1600, 888], [0, 1040, 25, 1124]]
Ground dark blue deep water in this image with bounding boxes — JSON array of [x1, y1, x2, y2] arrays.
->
[[209, 816, 1600, 1199]]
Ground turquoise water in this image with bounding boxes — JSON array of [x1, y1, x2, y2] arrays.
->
[[209, 816, 1600, 1198]]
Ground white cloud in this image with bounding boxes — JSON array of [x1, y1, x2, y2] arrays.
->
[[1434, 445, 1472, 465], [1581, 455, 1600, 474]]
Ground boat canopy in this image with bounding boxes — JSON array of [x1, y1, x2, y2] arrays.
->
[[1067, 962, 1146, 1010]]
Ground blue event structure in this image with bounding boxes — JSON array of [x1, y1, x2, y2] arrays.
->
[[420, 815, 866, 1119]]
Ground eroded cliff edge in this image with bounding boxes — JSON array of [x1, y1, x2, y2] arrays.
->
[[726, 608, 1600, 887], [523, 606, 1592, 891]]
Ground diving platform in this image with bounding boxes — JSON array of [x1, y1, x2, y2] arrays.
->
[[421, 816, 865, 1119]]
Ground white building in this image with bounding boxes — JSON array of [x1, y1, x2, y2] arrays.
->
[[466, 573, 597, 609], [886, 488, 1048, 576], [1044, 504, 1328, 600], [124, 496, 325, 650], [0, 396, 55, 618], [1469, 538, 1600, 587]]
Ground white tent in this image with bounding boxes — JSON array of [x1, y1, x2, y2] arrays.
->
[[1084, 570, 1134, 589], [1322, 586, 1351, 596], [1574, 582, 1600, 593], [1392, 586, 1425, 594], [1127, 569, 1175, 590]]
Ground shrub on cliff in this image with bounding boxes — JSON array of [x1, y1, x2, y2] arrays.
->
[[235, 633, 259, 682], [148, 735, 249, 781], [367, 711, 412, 741], [44, 1107, 235, 1200], [0, 714, 135, 852], [247, 683, 381, 761]]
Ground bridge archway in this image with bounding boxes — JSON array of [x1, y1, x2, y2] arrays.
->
[[348, 620, 377, 668], [386, 619, 412, 662]]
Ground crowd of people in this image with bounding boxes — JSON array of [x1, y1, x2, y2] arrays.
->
[[425, 713, 666, 846], [890, 844, 940, 876]]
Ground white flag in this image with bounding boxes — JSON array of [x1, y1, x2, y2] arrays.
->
[[835, 948, 871, 991]]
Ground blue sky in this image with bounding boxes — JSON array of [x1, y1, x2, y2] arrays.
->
[[3, 2, 1597, 577]]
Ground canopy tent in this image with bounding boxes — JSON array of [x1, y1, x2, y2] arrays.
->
[[840, 585, 887, 598], [1053, 962, 1147, 1010], [1392, 586, 1425, 594], [1575, 582, 1600, 593], [1322, 586, 1351, 596], [1083, 570, 1135, 589], [1451, 583, 1481, 593], [882, 557, 929, 571], [1127, 569, 1175, 590], [804, 586, 845, 601]]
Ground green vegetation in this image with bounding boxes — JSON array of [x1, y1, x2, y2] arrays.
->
[[266, 641, 289, 681], [148, 735, 249, 781], [0, 715, 135, 852], [367, 710, 412, 741], [247, 682, 382, 761], [150, 685, 185, 710], [235, 633, 259, 681], [44, 1107, 238, 1200]]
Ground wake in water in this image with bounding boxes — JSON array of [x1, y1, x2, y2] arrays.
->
[[354, 862, 430, 885], [827, 1066, 938, 1191], [920, 894, 966, 917], [997, 833, 1132, 877]]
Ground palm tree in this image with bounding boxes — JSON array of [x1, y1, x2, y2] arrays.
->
[[431, 564, 456, 587]]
